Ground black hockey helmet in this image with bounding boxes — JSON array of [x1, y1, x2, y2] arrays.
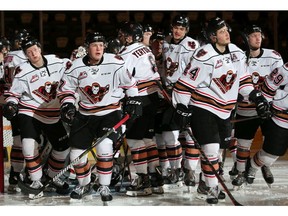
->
[[204, 17, 231, 40], [14, 29, 30, 47], [21, 36, 41, 53], [119, 21, 143, 43], [151, 31, 165, 41], [243, 24, 265, 39], [106, 38, 121, 54], [171, 15, 190, 31], [0, 37, 11, 52], [143, 24, 153, 33], [85, 32, 106, 47]]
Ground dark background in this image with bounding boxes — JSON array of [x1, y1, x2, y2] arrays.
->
[[1, 11, 288, 61]]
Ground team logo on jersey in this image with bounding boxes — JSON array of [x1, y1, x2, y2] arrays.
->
[[215, 60, 223, 69], [213, 70, 237, 93], [32, 81, 59, 102], [165, 57, 179, 76], [230, 53, 238, 62], [188, 41, 196, 49], [91, 67, 99, 75], [30, 74, 39, 83], [78, 71, 88, 80], [249, 60, 258, 67], [40, 70, 47, 77], [168, 45, 174, 52], [251, 72, 264, 89], [79, 82, 109, 104]]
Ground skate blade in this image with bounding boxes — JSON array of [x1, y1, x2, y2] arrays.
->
[[29, 191, 44, 199], [151, 186, 164, 194], [229, 175, 237, 181], [126, 188, 152, 197], [195, 193, 206, 200], [163, 181, 183, 190], [267, 183, 272, 189], [103, 201, 109, 206], [7, 185, 21, 193], [231, 185, 244, 191]]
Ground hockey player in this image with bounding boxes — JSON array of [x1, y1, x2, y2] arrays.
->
[[57, 31, 141, 201], [231, 24, 283, 187], [172, 17, 270, 204], [2, 36, 71, 198], [158, 14, 200, 188], [142, 24, 154, 47], [0, 37, 11, 80], [246, 62, 288, 187], [2, 29, 30, 193], [117, 21, 164, 196]]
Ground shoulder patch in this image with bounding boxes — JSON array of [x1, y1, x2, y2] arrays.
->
[[272, 50, 281, 57], [188, 41, 196, 49], [195, 49, 207, 58]]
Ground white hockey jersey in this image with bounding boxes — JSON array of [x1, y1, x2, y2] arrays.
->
[[57, 53, 139, 116], [5, 55, 69, 124], [261, 63, 288, 129], [163, 36, 200, 85], [118, 42, 161, 96], [172, 43, 254, 120], [237, 48, 283, 117], [3, 50, 27, 84]]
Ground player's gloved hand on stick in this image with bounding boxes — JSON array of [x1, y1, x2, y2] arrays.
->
[[124, 96, 142, 120], [60, 102, 76, 124], [3, 101, 18, 120], [249, 90, 271, 119], [174, 103, 193, 129]]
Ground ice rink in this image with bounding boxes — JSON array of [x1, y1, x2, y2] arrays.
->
[[1, 156, 288, 212]]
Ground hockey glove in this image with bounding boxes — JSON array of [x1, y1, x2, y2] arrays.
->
[[174, 103, 193, 129], [124, 96, 142, 120], [249, 90, 271, 119], [3, 101, 18, 120], [60, 102, 76, 124]]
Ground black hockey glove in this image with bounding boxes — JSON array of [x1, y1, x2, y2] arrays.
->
[[174, 103, 193, 129], [3, 101, 18, 120], [249, 90, 271, 120], [60, 102, 76, 124], [124, 96, 142, 120]]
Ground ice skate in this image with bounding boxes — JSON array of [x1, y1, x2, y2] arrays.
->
[[45, 176, 70, 195], [8, 167, 21, 193], [206, 186, 223, 205], [126, 173, 152, 196], [229, 162, 238, 180], [245, 159, 257, 184], [150, 169, 164, 194], [70, 183, 92, 199], [261, 165, 274, 188], [28, 180, 44, 199], [162, 168, 183, 190], [231, 172, 246, 190], [183, 168, 196, 192], [196, 173, 225, 202], [97, 185, 113, 204]]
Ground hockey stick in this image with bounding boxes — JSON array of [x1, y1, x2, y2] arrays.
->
[[17, 114, 130, 197], [154, 79, 172, 103], [185, 127, 243, 206], [230, 116, 260, 123]]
